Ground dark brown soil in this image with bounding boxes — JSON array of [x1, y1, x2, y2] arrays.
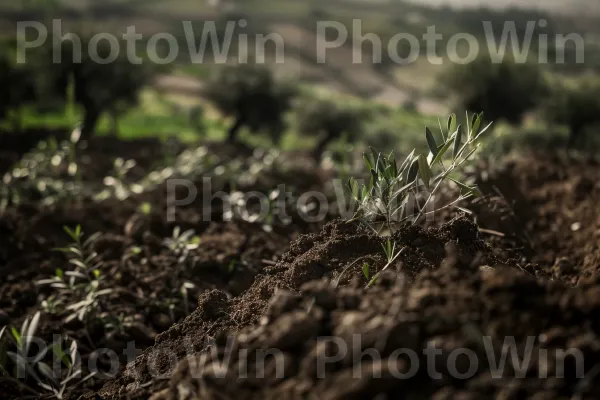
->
[[3, 137, 600, 400], [97, 216, 505, 399], [475, 153, 600, 284], [99, 152, 600, 400], [152, 268, 600, 400], [0, 135, 325, 399]]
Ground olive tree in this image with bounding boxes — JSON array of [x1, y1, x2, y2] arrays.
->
[[48, 39, 156, 137], [442, 56, 547, 125], [0, 46, 38, 128], [544, 77, 600, 147], [296, 96, 368, 158], [205, 64, 297, 143]]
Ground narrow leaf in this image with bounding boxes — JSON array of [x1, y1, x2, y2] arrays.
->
[[37, 362, 59, 387], [406, 158, 419, 183], [453, 125, 463, 160], [425, 127, 438, 156], [417, 154, 432, 190], [449, 178, 481, 197], [25, 312, 41, 355], [471, 112, 482, 139], [431, 139, 452, 166], [447, 113, 457, 135], [473, 121, 493, 143], [63, 226, 76, 241], [399, 149, 415, 173], [362, 263, 370, 280]]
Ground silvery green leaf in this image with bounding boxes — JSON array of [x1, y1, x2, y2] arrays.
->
[[431, 140, 452, 166], [447, 113, 457, 135], [453, 125, 463, 160], [449, 178, 480, 197], [25, 312, 41, 355], [64, 313, 79, 324], [473, 121, 493, 143], [471, 112, 482, 139], [362, 264, 370, 280], [65, 271, 87, 279], [418, 154, 432, 190], [407, 158, 419, 183], [36, 279, 59, 285], [399, 149, 415, 173], [425, 127, 438, 156], [69, 341, 78, 367], [37, 362, 58, 387], [83, 232, 101, 248], [50, 344, 70, 368], [66, 247, 82, 257], [69, 259, 87, 270], [363, 152, 374, 171]]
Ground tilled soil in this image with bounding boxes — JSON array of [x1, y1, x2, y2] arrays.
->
[[475, 153, 600, 283], [98, 216, 503, 399], [0, 135, 325, 399], [3, 136, 600, 400], [152, 268, 600, 400], [100, 153, 600, 399]]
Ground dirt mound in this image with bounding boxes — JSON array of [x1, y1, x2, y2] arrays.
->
[[98, 216, 506, 399], [151, 266, 600, 400]]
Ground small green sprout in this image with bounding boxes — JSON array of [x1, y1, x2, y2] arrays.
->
[[163, 227, 200, 265], [227, 260, 238, 274], [365, 239, 405, 288], [0, 312, 94, 399], [37, 226, 112, 324], [138, 202, 152, 215], [362, 263, 370, 281]]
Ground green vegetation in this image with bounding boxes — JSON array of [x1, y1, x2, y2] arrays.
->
[[296, 95, 368, 158], [46, 38, 159, 137], [347, 112, 490, 286], [348, 112, 489, 234], [544, 77, 600, 147], [442, 57, 547, 125], [205, 64, 297, 144], [36, 226, 112, 324], [0, 312, 91, 399]]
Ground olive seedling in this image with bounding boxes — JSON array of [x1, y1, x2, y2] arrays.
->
[[347, 112, 490, 234], [37, 226, 112, 324], [346, 113, 491, 287], [163, 226, 200, 266], [0, 312, 94, 399]]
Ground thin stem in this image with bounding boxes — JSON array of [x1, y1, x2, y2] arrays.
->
[[366, 247, 405, 288]]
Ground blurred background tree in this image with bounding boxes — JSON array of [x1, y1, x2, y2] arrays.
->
[[0, 43, 38, 131], [44, 38, 158, 138], [205, 63, 297, 144], [544, 77, 600, 147], [296, 96, 369, 158], [442, 56, 548, 125]]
